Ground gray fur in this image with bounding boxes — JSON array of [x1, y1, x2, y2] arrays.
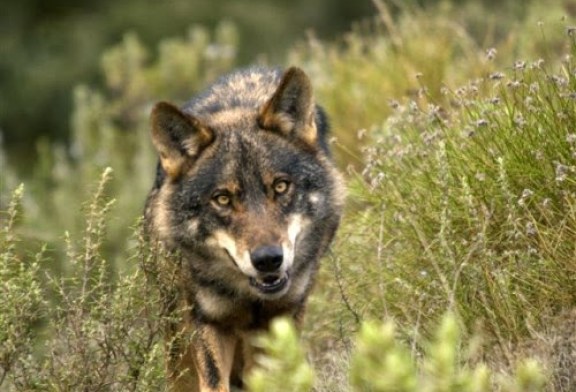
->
[[144, 66, 344, 392]]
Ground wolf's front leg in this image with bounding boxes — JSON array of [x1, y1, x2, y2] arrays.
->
[[193, 322, 238, 392]]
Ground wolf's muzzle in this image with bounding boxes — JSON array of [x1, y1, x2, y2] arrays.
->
[[250, 245, 283, 272]]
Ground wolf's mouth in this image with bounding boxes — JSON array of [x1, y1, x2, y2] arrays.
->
[[249, 273, 289, 295]]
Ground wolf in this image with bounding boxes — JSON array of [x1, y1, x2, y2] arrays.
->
[[144, 66, 344, 391]]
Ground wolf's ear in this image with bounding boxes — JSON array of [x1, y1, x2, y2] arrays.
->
[[258, 67, 317, 147], [150, 102, 214, 179]]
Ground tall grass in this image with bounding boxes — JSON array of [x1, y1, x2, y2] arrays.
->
[[336, 41, 576, 333], [290, 0, 571, 166], [305, 16, 576, 390]]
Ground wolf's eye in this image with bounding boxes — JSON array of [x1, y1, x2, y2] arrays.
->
[[273, 180, 290, 195], [213, 194, 231, 206]]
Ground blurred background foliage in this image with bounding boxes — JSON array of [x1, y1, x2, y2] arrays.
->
[[0, 0, 538, 173], [0, 0, 374, 172]]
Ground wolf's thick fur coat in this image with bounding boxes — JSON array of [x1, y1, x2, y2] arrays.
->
[[144, 66, 344, 391]]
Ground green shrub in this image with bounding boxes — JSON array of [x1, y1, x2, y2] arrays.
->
[[247, 318, 315, 392], [248, 314, 546, 392], [0, 170, 177, 391], [306, 17, 576, 390], [330, 37, 576, 336], [0, 185, 44, 388]]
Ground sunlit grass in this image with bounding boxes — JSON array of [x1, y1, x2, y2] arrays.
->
[[307, 22, 576, 390]]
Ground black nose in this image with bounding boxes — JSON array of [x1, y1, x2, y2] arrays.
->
[[250, 245, 283, 272]]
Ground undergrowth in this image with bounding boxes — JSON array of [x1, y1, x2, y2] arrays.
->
[[248, 315, 547, 392], [1, 170, 171, 391], [306, 14, 576, 391], [1, 1, 576, 390]]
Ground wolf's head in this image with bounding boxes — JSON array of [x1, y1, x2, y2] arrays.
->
[[147, 67, 343, 302]]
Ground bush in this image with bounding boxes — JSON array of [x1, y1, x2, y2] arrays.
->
[[0, 171, 173, 391], [247, 314, 546, 391], [0, 185, 44, 388], [320, 32, 576, 341]]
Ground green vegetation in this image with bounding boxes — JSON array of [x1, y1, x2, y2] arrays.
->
[[247, 314, 546, 392], [0, 0, 374, 160], [247, 318, 315, 392], [1, 171, 166, 390], [1, 0, 575, 390]]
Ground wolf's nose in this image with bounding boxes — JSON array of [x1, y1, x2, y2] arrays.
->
[[250, 245, 283, 272]]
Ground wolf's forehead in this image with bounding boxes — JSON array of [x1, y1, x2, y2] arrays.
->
[[198, 108, 258, 129], [208, 134, 296, 183]]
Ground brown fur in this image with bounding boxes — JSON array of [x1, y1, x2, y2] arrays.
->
[[145, 66, 344, 391]]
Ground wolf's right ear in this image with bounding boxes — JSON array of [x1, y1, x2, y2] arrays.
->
[[258, 67, 318, 148], [150, 102, 214, 179]]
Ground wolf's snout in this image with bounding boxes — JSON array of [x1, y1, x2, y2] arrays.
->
[[250, 245, 283, 272]]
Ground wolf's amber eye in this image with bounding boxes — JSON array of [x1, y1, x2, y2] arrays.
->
[[273, 180, 290, 195], [214, 194, 231, 206]]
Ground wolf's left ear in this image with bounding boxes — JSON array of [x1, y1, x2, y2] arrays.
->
[[258, 67, 317, 147]]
